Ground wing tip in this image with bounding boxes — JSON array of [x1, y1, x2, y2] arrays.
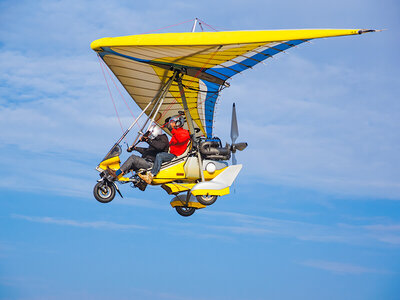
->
[[357, 29, 382, 35]]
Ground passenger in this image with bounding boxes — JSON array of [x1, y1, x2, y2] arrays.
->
[[139, 115, 190, 184], [106, 124, 168, 180]]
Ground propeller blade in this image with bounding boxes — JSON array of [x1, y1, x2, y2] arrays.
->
[[234, 142, 248, 151], [232, 152, 237, 165], [230, 103, 239, 144]]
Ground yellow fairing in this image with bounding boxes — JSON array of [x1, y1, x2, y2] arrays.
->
[[99, 156, 121, 171], [204, 167, 226, 180], [152, 162, 228, 185], [170, 200, 206, 209], [152, 161, 186, 184], [191, 187, 230, 197], [162, 183, 196, 195], [117, 176, 130, 182]]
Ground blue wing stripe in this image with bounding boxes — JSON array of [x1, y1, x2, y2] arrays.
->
[[202, 81, 220, 137], [205, 40, 307, 79]]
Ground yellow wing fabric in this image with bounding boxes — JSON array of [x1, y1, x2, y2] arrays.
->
[[91, 29, 374, 137]]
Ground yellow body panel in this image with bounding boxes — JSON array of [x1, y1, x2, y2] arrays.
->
[[151, 161, 187, 184], [191, 187, 230, 197], [152, 162, 228, 185], [204, 167, 226, 180], [162, 183, 196, 194], [118, 176, 130, 182], [170, 200, 206, 209], [98, 157, 131, 182], [91, 29, 365, 49], [99, 156, 121, 171]]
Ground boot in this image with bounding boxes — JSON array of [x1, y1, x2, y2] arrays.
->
[[138, 172, 153, 184]]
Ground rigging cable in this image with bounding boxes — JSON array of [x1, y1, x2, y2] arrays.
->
[[98, 54, 124, 134], [197, 18, 220, 32], [99, 55, 142, 130]]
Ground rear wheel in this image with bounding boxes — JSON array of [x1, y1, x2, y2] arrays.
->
[[196, 195, 217, 206], [93, 181, 115, 203], [175, 206, 196, 217]]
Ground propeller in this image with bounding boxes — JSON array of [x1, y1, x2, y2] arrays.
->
[[231, 103, 239, 144], [230, 103, 248, 165]]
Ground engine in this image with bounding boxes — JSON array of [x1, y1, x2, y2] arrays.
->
[[199, 140, 231, 161]]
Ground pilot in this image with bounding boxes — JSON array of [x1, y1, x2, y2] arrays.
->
[[139, 115, 190, 184], [106, 124, 169, 180]]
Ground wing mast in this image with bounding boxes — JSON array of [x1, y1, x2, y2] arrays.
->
[[191, 18, 198, 32]]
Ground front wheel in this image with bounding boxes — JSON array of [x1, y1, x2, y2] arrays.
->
[[196, 195, 218, 206], [93, 181, 116, 203], [175, 206, 196, 217]]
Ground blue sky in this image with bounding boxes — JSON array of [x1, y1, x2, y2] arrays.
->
[[1, 0, 400, 299]]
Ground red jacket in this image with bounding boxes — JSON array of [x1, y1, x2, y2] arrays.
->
[[169, 127, 190, 156]]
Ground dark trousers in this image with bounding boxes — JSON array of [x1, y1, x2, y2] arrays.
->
[[120, 155, 152, 173], [151, 152, 176, 175]]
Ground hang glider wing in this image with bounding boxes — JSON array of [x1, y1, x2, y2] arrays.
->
[[91, 29, 375, 138]]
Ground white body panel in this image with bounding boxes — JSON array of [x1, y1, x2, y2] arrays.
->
[[191, 164, 242, 194]]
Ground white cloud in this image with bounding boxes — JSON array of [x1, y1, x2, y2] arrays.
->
[[336, 222, 400, 246], [9, 205, 400, 248], [363, 224, 400, 231], [199, 210, 400, 247], [299, 260, 389, 275], [361, 223, 400, 245], [12, 214, 150, 231]]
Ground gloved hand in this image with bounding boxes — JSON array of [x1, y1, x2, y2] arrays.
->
[[127, 146, 134, 152]]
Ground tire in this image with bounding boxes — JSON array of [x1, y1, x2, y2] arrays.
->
[[196, 195, 218, 206], [175, 206, 196, 217], [93, 181, 116, 203]]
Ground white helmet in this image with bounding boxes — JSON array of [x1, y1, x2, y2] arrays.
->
[[148, 124, 162, 139]]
